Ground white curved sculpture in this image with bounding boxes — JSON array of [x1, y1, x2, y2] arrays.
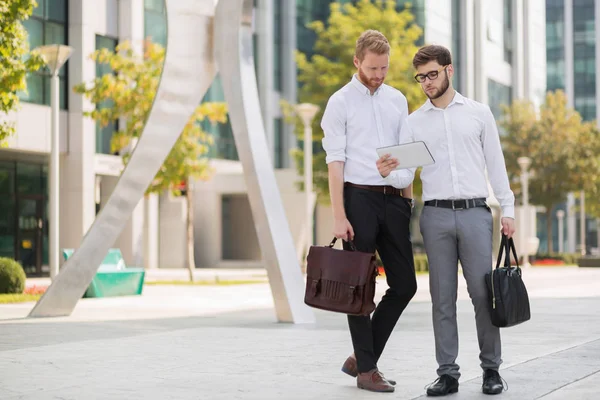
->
[[29, 0, 314, 324]]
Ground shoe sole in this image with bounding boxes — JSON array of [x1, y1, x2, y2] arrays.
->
[[357, 383, 395, 393], [341, 365, 357, 378], [426, 387, 459, 396], [482, 388, 503, 395], [343, 367, 397, 386]]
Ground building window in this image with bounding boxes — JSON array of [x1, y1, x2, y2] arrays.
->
[[451, 0, 462, 92], [546, 0, 565, 92], [572, 0, 596, 121], [95, 35, 119, 155], [273, 118, 285, 168], [144, 0, 167, 46], [20, 0, 69, 109], [488, 79, 512, 121], [201, 76, 238, 161], [273, 0, 283, 91], [0, 161, 49, 276], [503, 0, 512, 64]]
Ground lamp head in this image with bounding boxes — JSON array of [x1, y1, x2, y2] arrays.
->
[[35, 44, 74, 75], [295, 103, 320, 126]]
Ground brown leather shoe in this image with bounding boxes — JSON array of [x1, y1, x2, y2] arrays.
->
[[341, 356, 397, 386], [357, 369, 395, 392]]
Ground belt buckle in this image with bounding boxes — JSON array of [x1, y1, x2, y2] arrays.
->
[[452, 200, 464, 210], [383, 186, 387, 195]]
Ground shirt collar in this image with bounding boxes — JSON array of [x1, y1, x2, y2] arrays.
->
[[423, 90, 465, 111], [350, 74, 383, 96]]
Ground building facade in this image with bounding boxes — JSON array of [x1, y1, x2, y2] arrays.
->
[[2, 0, 552, 276], [0, 0, 304, 276], [545, 0, 599, 254]]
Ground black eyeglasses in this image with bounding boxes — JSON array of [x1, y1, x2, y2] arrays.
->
[[414, 65, 448, 83]]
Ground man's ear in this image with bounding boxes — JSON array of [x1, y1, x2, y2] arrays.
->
[[353, 56, 360, 69], [447, 64, 455, 79]]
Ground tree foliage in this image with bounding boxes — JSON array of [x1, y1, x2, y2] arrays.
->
[[0, 0, 44, 144], [500, 90, 600, 251], [74, 40, 228, 279], [73, 40, 228, 195], [285, 0, 425, 203]]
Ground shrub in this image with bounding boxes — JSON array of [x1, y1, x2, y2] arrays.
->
[[533, 252, 580, 265], [376, 252, 429, 272], [414, 254, 429, 272], [0, 258, 26, 294]]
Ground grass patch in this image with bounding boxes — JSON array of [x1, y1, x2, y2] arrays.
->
[[144, 279, 266, 286], [0, 293, 42, 304]]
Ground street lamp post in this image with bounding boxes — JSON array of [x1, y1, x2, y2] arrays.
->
[[517, 156, 532, 267], [556, 210, 565, 253], [295, 103, 320, 257], [36, 44, 74, 280], [580, 191, 586, 256]]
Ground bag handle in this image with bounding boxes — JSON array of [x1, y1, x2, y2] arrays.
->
[[329, 237, 357, 251], [495, 234, 520, 269]]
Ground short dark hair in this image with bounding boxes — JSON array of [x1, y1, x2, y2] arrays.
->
[[412, 45, 452, 69]]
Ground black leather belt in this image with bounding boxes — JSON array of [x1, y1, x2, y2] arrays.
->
[[344, 182, 403, 196], [424, 198, 487, 210]]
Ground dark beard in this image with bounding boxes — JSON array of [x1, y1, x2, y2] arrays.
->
[[426, 71, 450, 100], [358, 68, 384, 91]]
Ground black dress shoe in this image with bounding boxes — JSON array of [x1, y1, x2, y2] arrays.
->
[[482, 369, 505, 395], [426, 374, 459, 396]]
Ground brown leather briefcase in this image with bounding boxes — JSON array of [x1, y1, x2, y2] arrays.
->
[[304, 238, 379, 316]]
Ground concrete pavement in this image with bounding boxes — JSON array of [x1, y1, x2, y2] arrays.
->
[[1, 267, 600, 399]]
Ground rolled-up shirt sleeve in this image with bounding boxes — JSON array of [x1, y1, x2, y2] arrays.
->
[[321, 94, 347, 164], [384, 113, 416, 189], [482, 105, 515, 218]]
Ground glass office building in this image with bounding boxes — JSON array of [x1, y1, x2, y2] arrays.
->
[[545, 0, 598, 254]]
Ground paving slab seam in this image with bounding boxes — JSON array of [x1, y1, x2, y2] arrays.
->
[[411, 337, 600, 399], [535, 370, 600, 399]]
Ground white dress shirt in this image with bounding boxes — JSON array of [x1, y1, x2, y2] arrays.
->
[[321, 75, 413, 189], [400, 92, 515, 218]]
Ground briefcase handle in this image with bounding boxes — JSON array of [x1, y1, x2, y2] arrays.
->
[[495, 234, 520, 269], [329, 237, 357, 251]]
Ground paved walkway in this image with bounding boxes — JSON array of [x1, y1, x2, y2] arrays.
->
[[1, 267, 600, 399]]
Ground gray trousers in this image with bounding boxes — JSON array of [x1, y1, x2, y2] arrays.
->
[[420, 205, 501, 380]]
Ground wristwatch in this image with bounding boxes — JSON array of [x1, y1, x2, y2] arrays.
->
[[406, 197, 415, 209]]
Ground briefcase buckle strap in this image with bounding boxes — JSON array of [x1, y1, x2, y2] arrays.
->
[[348, 286, 356, 303], [311, 279, 320, 296]]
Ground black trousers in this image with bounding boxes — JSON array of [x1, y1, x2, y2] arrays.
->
[[343, 185, 417, 373]]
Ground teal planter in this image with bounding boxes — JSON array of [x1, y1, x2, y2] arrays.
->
[[63, 249, 145, 298]]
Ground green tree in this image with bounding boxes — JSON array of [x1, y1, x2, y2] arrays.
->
[[500, 90, 600, 252], [74, 40, 228, 280], [284, 0, 425, 203], [0, 0, 44, 144]]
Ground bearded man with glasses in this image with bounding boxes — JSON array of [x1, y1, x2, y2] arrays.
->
[[378, 44, 516, 396]]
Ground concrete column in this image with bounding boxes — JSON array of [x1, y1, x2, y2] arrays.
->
[[118, 198, 145, 267], [281, 0, 297, 167], [256, 0, 274, 160], [119, 0, 145, 53], [461, 0, 476, 98], [473, 0, 487, 103], [564, 0, 576, 254], [596, 0, 600, 124], [567, 192, 576, 253], [512, 0, 525, 99], [144, 194, 159, 269], [564, 0, 574, 107], [61, 0, 98, 251]]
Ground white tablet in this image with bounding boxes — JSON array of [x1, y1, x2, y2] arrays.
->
[[376, 141, 435, 170]]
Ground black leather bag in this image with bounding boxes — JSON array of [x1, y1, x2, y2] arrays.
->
[[304, 238, 379, 316], [485, 234, 531, 328]]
